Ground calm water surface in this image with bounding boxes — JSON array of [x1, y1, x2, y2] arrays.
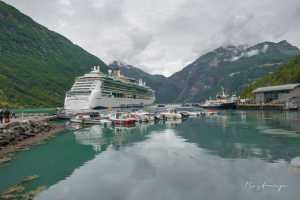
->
[[1, 111, 300, 200]]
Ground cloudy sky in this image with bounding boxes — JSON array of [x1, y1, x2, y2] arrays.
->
[[4, 0, 300, 76]]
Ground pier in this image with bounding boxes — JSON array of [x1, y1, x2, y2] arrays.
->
[[0, 113, 57, 128], [236, 104, 284, 110]]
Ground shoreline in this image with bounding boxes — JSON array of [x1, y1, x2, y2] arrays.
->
[[0, 124, 65, 165]]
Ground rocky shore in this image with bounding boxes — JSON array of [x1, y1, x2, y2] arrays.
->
[[0, 120, 64, 165]]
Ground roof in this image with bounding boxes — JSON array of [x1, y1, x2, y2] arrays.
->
[[252, 83, 300, 93]]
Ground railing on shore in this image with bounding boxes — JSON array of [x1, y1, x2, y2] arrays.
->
[[12, 113, 57, 122]]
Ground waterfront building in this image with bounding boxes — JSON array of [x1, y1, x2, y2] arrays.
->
[[252, 83, 300, 108]]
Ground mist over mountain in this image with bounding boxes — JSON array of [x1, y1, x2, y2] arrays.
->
[[109, 61, 173, 103], [1, 1, 300, 107], [111, 41, 300, 103]]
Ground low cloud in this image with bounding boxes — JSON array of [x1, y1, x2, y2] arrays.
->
[[4, 0, 300, 76]]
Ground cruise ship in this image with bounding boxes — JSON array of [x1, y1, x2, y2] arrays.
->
[[64, 66, 155, 110]]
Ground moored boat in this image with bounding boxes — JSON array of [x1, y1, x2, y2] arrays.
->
[[200, 88, 238, 109], [70, 114, 101, 124], [159, 109, 182, 120], [132, 110, 154, 122], [109, 112, 137, 126]]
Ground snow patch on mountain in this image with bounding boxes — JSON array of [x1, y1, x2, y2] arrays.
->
[[262, 44, 269, 53], [229, 72, 241, 77], [246, 49, 260, 57], [225, 44, 269, 62]]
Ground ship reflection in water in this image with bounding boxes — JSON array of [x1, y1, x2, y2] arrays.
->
[[1, 111, 300, 200], [72, 119, 185, 153]]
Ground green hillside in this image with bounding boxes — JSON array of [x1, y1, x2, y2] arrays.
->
[[0, 1, 107, 107], [241, 54, 300, 97]]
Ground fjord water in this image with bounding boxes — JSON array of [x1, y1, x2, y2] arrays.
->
[[1, 111, 300, 199]]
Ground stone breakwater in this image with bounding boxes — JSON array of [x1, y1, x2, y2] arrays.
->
[[0, 121, 52, 147], [0, 120, 64, 164]]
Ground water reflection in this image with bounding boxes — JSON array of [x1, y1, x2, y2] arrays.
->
[[0, 129, 96, 193], [175, 111, 300, 163], [1, 111, 300, 200], [36, 115, 300, 200], [73, 123, 159, 152]]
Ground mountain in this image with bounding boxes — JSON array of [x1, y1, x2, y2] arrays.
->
[[108, 61, 175, 102], [110, 41, 300, 103], [241, 53, 300, 97], [2, 0, 298, 107], [0, 1, 107, 107], [167, 40, 300, 102]]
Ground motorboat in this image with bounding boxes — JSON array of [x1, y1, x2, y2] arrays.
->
[[71, 115, 100, 124], [109, 112, 137, 126], [132, 110, 155, 122], [159, 109, 182, 120], [70, 112, 109, 125], [180, 111, 201, 118]]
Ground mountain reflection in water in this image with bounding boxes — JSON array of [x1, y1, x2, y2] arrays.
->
[[0, 111, 299, 200]]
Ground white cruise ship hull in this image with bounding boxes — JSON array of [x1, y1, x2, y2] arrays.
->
[[64, 95, 155, 110]]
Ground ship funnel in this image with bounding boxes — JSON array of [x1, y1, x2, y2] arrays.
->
[[112, 68, 121, 77], [139, 79, 143, 85], [91, 66, 101, 73]]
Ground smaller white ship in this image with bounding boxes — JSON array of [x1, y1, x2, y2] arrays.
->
[[200, 88, 238, 109]]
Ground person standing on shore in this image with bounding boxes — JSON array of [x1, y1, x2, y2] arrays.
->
[[4, 109, 10, 123], [0, 109, 3, 124]]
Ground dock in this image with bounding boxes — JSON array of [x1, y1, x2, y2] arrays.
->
[[0, 113, 58, 128], [236, 104, 284, 110]]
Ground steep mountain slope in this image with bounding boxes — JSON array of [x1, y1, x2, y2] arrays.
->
[[0, 1, 107, 107], [241, 54, 300, 97], [109, 41, 300, 103], [108, 61, 176, 102], [167, 41, 300, 102]]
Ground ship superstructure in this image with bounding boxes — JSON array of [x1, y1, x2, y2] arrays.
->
[[200, 87, 238, 109], [64, 66, 155, 110]]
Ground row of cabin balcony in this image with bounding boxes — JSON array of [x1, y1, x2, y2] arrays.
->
[[102, 82, 148, 91], [102, 87, 149, 94]]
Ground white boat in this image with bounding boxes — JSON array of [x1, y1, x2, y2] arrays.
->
[[70, 112, 113, 125], [64, 66, 155, 111], [132, 111, 154, 122], [180, 111, 201, 118], [70, 115, 100, 124], [99, 119, 112, 125], [109, 112, 137, 126], [159, 109, 182, 120]]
